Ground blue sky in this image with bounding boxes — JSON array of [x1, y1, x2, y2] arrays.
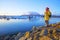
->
[[0, 0, 60, 15]]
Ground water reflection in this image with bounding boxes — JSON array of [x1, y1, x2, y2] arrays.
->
[[0, 18, 60, 35]]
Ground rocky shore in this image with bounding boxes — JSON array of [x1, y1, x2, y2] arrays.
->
[[19, 22, 60, 40]]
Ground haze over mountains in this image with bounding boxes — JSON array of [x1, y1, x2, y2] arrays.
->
[[0, 13, 60, 19], [0, 11, 60, 16]]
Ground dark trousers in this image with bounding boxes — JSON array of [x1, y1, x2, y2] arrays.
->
[[45, 20, 49, 27]]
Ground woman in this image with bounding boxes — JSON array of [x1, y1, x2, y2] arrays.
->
[[44, 7, 51, 27]]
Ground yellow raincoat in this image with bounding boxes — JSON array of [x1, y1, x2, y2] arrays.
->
[[44, 11, 51, 20]]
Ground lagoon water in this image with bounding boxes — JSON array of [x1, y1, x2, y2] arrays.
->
[[0, 17, 60, 35]]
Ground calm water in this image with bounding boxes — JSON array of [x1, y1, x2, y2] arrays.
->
[[0, 17, 60, 35]]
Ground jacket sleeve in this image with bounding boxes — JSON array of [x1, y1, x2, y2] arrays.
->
[[49, 12, 51, 17]]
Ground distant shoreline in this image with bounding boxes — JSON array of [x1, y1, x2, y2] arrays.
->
[[0, 15, 60, 20]]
